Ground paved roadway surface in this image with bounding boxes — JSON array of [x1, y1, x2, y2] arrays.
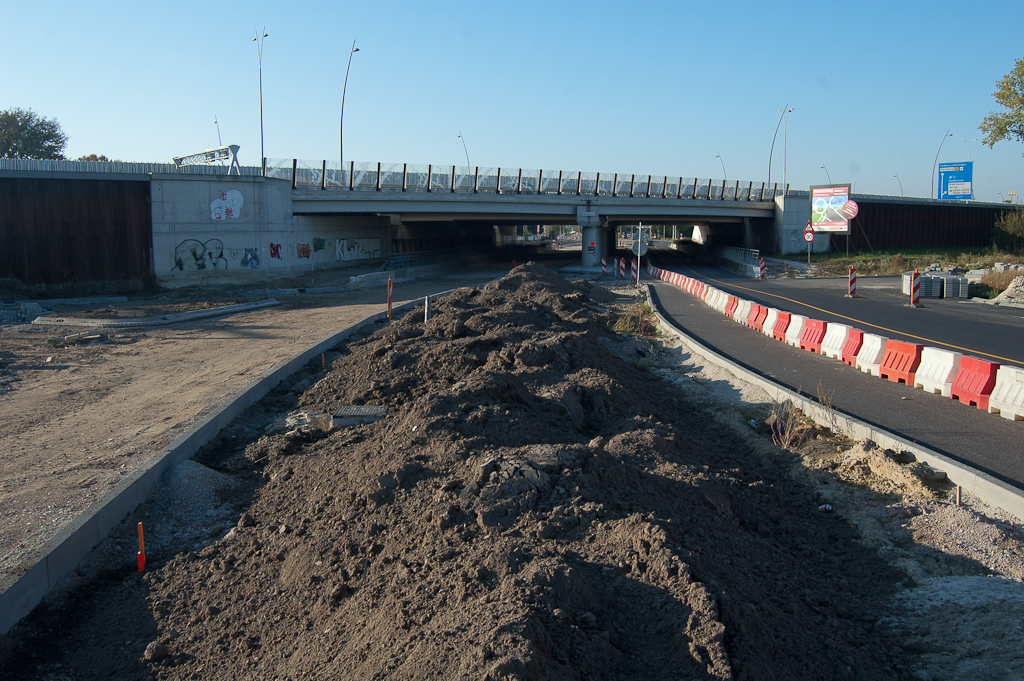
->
[[645, 258, 1024, 491]]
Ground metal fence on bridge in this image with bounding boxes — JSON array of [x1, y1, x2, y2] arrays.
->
[[268, 159, 786, 202], [0, 157, 786, 202]]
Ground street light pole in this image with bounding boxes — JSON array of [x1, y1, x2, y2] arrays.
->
[[253, 28, 268, 175], [893, 173, 904, 196], [767, 104, 791, 190], [458, 131, 470, 170], [782, 107, 793, 193], [340, 39, 359, 177], [931, 129, 952, 199], [820, 164, 832, 184], [964, 137, 977, 162], [716, 153, 727, 184]]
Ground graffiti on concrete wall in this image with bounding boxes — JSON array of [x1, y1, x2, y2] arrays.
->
[[296, 243, 312, 259], [240, 248, 260, 269], [312, 237, 326, 252], [172, 239, 228, 271], [270, 243, 282, 259], [335, 238, 381, 262], [210, 190, 244, 221]]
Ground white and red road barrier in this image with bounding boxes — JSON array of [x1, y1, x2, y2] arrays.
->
[[619, 259, 626, 279], [630, 259, 639, 282], [758, 258, 765, 279], [601, 258, 607, 275], [387, 274, 394, 320], [848, 267, 857, 297], [655, 264, 1018, 424]]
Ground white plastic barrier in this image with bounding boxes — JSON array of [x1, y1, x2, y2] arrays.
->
[[762, 308, 779, 338], [856, 333, 888, 377], [784, 314, 807, 347], [713, 290, 728, 313], [734, 299, 752, 324], [914, 347, 962, 397], [820, 323, 850, 360], [988, 365, 1024, 421]]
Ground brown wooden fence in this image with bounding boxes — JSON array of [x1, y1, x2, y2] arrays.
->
[[0, 176, 153, 291]]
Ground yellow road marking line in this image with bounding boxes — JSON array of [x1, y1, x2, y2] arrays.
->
[[667, 267, 1024, 367]]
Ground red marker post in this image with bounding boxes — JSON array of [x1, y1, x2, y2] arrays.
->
[[137, 522, 145, 573], [387, 274, 393, 320], [847, 267, 857, 297]]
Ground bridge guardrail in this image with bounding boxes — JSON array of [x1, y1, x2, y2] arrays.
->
[[269, 158, 787, 202]]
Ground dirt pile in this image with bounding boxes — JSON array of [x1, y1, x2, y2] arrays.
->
[[994, 274, 1024, 303], [3, 263, 1024, 680]]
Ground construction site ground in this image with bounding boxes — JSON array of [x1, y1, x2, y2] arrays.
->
[[1, 263, 1023, 681]]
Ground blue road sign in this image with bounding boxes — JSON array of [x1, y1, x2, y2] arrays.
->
[[938, 162, 973, 200]]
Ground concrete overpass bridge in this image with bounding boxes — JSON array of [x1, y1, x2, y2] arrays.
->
[[278, 161, 780, 267], [0, 156, 1007, 290]]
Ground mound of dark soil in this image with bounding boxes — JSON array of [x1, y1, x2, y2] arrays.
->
[[0, 263, 907, 680]]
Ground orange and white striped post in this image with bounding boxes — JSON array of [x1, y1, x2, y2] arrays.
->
[[619, 258, 626, 279], [631, 258, 639, 282], [910, 269, 921, 307], [847, 267, 857, 297], [758, 258, 765, 279], [601, 257, 607, 275]]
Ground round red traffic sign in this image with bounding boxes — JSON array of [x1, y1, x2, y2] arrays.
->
[[803, 229, 815, 243]]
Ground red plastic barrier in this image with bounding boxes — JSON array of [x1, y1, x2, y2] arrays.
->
[[800, 320, 827, 353], [750, 305, 768, 332], [879, 340, 924, 385], [841, 329, 864, 367], [950, 356, 1001, 410], [725, 295, 739, 319], [772, 311, 791, 341], [746, 304, 762, 328]]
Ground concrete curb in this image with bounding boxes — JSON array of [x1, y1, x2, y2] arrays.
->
[[0, 292, 452, 638], [29, 299, 281, 329], [643, 283, 1024, 525]]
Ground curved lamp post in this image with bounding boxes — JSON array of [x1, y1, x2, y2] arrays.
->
[[458, 131, 470, 170], [716, 153, 727, 184], [340, 40, 359, 175], [931, 130, 952, 199], [893, 173, 904, 196], [820, 164, 832, 184], [253, 28, 268, 175], [767, 104, 792, 190], [964, 137, 977, 161]]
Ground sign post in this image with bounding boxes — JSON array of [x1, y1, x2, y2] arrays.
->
[[803, 222, 814, 265]]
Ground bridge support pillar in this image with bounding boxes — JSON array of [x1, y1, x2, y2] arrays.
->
[[580, 226, 607, 267]]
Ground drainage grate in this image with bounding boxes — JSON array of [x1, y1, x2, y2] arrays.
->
[[332, 405, 388, 428]]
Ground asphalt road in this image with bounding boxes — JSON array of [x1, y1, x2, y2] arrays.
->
[[645, 259, 1024, 490]]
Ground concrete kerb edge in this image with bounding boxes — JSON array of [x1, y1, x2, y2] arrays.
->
[[643, 283, 1024, 525], [0, 289, 465, 638], [29, 299, 281, 329]]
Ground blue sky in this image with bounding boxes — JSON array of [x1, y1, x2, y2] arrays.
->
[[2, 0, 1021, 202]]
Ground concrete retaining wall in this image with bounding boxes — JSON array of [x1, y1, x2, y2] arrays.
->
[[151, 175, 391, 287]]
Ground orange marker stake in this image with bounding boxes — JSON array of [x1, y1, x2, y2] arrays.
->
[[137, 521, 145, 573]]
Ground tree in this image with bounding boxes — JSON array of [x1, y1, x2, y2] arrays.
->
[[76, 154, 113, 162], [994, 208, 1024, 254], [0, 108, 68, 159], [980, 58, 1024, 153]]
